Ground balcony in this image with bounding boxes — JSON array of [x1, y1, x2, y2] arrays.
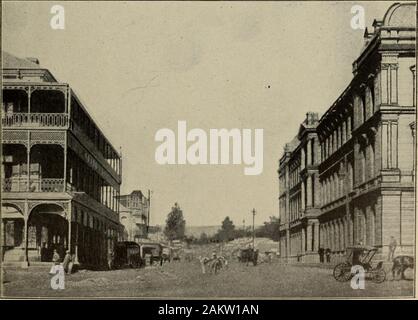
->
[[2, 178, 65, 193], [1, 112, 69, 129]]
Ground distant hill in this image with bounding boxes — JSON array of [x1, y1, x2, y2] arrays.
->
[[185, 225, 220, 238]]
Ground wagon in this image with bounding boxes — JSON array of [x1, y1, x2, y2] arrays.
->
[[161, 245, 172, 263], [333, 245, 386, 283], [140, 243, 163, 265], [237, 247, 258, 266], [171, 247, 181, 261], [113, 241, 144, 269]]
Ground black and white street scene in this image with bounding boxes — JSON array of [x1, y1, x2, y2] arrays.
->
[[0, 1, 416, 299]]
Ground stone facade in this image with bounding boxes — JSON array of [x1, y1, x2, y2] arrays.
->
[[278, 3, 416, 263]]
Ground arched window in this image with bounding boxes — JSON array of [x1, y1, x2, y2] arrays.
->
[[365, 86, 374, 118], [361, 147, 366, 183], [369, 141, 375, 179], [361, 92, 367, 123]]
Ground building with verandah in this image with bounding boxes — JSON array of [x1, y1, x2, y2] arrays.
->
[[1, 52, 123, 268]]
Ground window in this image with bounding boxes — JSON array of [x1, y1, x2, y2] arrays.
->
[[362, 93, 367, 123], [361, 148, 366, 183], [369, 142, 375, 179], [311, 139, 315, 165]]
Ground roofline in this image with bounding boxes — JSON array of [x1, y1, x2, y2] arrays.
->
[[2, 67, 58, 82]]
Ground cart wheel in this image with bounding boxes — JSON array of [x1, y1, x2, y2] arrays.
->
[[333, 263, 352, 282], [371, 269, 386, 283]]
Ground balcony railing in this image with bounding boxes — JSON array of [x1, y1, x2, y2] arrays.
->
[[2, 178, 65, 192], [1, 112, 69, 128]]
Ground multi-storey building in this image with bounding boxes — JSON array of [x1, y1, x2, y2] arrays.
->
[[1, 52, 123, 268], [118, 190, 150, 241], [278, 2, 416, 263], [278, 112, 321, 262]]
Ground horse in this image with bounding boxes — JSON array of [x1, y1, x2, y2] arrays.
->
[[198, 256, 226, 274], [392, 255, 414, 280], [199, 256, 210, 274], [183, 249, 194, 262], [217, 256, 229, 270]]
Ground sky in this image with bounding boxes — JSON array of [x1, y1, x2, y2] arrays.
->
[[2, 1, 392, 227]]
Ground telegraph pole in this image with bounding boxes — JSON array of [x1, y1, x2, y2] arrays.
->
[[252, 208, 256, 248], [147, 189, 151, 235]]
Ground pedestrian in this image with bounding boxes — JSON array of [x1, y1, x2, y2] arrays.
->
[[40, 242, 47, 262], [325, 248, 331, 263], [62, 250, 73, 274], [107, 250, 114, 270], [199, 256, 209, 274], [388, 236, 397, 262], [318, 248, 324, 263], [52, 249, 60, 265]]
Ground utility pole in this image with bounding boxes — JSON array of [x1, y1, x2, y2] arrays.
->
[[252, 208, 256, 248], [147, 189, 151, 235], [242, 219, 245, 231]]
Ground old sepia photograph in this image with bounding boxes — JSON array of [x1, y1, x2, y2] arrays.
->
[[0, 0, 416, 301]]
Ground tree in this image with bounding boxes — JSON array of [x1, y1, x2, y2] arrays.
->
[[255, 216, 280, 241], [164, 203, 186, 241], [198, 232, 209, 244], [216, 216, 236, 242]]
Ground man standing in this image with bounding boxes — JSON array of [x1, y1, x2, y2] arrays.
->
[[325, 248, 331, 263], [107, 250, 114, 270], [62, 250, 73, 274], [318, 248, 324, 263], [388, 236, 397, 262]]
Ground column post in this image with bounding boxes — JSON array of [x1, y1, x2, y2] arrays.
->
[[306, 223, 312, 252], [301, 180, 305, 212], [301, 147, 305, 170], [306, 175, 312, 208], [21, 201, 29, 268], [63, 133, 68, 192], [301, 226, 306, 254], [26, 142, 30, 192], [67, 202, 72, 252], [27, 87, 31, 113], [410, 122, 416, 180], [314, 222, 319, 252], [285, 228, 290, 261]]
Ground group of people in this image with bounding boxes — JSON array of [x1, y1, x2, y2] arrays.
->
[[52, 249, 74, 274], [318, 248, 332, 263], [199, 252, 228, 274]]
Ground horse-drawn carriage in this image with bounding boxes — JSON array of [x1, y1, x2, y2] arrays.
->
[[113, 241, 144, 269], [237, 247, 259, 266], [140, 243, 163, 265], [171, 247, 182, 261], [333, 245, 386, 283]]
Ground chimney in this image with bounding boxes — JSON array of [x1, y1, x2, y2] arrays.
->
[[306, 112, 318, 124], [26, 57, 40, 65]]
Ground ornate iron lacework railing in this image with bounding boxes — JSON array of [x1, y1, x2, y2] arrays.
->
[[2, 178, 64, 192], [1, 112, 69, 128]]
